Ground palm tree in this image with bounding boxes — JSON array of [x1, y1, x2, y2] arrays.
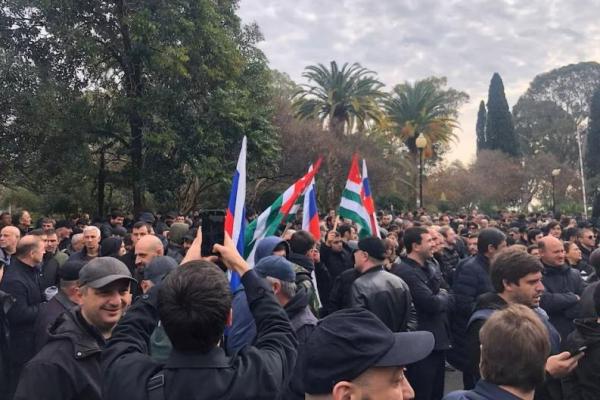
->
[[384, 77, 468, 207], [293, 61, 385, 137]]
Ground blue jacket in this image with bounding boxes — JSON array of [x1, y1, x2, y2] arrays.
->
[[444, 380, 524, 400]]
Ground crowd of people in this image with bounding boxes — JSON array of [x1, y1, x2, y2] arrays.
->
[[0, 207, 599, 399]]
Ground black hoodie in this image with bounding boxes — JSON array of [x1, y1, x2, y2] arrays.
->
[[563, 318, 600, 400]]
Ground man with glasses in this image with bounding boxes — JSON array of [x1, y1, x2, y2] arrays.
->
[[577, 228, 596, 268]]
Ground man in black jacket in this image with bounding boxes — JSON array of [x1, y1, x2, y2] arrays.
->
[[14, 257, 135, 400], [320, 230, 353, 280], [0, 254, 15, 400], [563, 283, 600, 399], [392, 227, 453, 400], [351, 237, 414, 333], [0, 235, 45, 397], [33, 260, 85, 350], [102, 233, 297, 400], [255, 254, 317, 400], [539, 235, 585, 341]]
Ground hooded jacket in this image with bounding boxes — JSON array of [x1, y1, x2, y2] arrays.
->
[[14, 307, 106, 400], [562, 318, 600, 400], [254, 236, 289, 263], [288, 252, 320, 316]]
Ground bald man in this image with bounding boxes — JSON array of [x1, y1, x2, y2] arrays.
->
[[539, 235, 585, 341], [0, 236, 45, 396], [135, 235, 165, 271], [0, 226, 20, 266]]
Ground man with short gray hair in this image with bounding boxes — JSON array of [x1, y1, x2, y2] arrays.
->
[[254, 255, 317, 400], [69, 226, 101, 262]]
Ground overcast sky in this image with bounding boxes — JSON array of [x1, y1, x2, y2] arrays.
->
[[238, 0, 600, 163]]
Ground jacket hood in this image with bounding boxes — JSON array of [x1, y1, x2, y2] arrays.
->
[[288, 252, 314, 271], [254, 236, 289, 263], [47, 307, 105, 359], [473, 292, 507, 312]]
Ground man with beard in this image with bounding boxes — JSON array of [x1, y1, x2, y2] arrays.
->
[[391, 227, 453, 400], [14, 257, 135, 400], [464, 247, 582, 399]]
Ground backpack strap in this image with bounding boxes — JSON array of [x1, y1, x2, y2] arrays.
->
[[147, 373, 165, 400]]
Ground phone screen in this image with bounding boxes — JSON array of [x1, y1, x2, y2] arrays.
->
[[200, 210, 225, 257]]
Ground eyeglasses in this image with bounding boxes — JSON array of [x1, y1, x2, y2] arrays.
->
[[332, 241, 342, 245]]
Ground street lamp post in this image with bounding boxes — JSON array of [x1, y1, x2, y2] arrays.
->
[[415, 133, 427, 209], [551, 168, 561, 216]]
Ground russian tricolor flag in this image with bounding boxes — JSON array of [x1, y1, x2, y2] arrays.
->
[[361, 159, 380, 238], [224, 136, 247, 290], [302, 163, 321, 241]]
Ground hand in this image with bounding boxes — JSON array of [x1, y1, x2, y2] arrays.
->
[[326, 231, 337, 246], [213, 233, 250, 276], [545, 351, 584, 378]]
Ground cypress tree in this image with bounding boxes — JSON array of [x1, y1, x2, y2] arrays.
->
[[476, 100, 487, 153], [586, 87, 600, 179], [485, 73, 520, 156]]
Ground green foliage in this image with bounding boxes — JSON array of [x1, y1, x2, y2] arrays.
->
[[513, 98, 578, 167], [485, 73, 519, 157], [0, 0, 278, 214], [384, 76, 469, 158], [522, 62, 600, 126], [293, 61, 385, 136], [586, 88, 600, 181], [476, 100, 487, 153]]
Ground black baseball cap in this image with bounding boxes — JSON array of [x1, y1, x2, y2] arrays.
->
[[79, 257, 136, 289], [356, 237, 387, 260], [59, 260, 86, 281], [304, 308, 434, 394]]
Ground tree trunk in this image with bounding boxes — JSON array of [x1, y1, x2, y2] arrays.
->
[[97, 150, 106, 217], [130, 112, 144, 215], [409, 150, 418, 210]]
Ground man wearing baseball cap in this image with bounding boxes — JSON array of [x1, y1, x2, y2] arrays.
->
[[304, 308, 434, 399], [14, 257, 136, 400], [351, 236, 414, 333]]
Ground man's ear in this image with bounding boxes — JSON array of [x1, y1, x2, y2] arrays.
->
[[332, 381, 356, 400], [272, 280, 281, 295]]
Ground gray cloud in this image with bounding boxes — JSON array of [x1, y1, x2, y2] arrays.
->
[[238, 0, 600, 163]]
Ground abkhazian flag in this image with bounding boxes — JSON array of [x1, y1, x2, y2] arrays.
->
[[338, 154, 372, 239], [302, 164, 321, 240], [361, 159, 380, 238], [245, 159, 321, 265], [224, 136, 247, 290]]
